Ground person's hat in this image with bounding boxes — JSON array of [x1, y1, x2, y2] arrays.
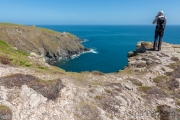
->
[[158, 11, 164, 15]]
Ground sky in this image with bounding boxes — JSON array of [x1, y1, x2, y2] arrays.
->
[[0, 0, 180, 25]]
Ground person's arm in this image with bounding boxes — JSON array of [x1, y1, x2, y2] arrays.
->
[[164, 17, 167, 29], [152, 17, 158, 24]]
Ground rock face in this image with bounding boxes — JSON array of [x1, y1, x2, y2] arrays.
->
[[1, 40, 180, 120], [0, 23, 86, 62]]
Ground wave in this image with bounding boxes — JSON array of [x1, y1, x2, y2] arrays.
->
[[80, 39, 89, 43], [88, 49, 98, 54], [54, 48, 98, 62], [71, 48, 98, 59]]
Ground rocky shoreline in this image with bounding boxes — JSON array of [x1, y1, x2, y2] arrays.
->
[[46, 47, 91, 64]]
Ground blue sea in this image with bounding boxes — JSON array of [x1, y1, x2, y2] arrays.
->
[[37, 25, 180, 73]]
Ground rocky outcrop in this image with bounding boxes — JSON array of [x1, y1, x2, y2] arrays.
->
[[0, 23, 88, 63]]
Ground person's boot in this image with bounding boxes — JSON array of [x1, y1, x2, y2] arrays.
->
[[158, 48, 161, 51], [153, 43, 157, 51]]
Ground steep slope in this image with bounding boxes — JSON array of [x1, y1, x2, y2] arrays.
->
[[0, 23, 87, 62]]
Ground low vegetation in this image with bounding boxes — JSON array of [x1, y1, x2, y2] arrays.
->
[[77, 102, 100, 120], [167, 62, 179, 69], [0, 22, 22, 26], [139, 86, 167, 98], [171, 57, 179, 62], [0, 55, 10, 65], [0, 105, 12, 120], [129, 78, 142, 86], [0, 74, 64, 100], [141, 42, 153, 49], [92, 71, 104, 75], [0, 39, 31, 67]]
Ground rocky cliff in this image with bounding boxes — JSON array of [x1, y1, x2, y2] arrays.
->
[[0, 23, 87, 63], [0, 37, 180, 119]]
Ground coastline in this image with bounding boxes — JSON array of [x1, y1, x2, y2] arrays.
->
[[49, 47, 97, 64], [1, 41, 180, 120]]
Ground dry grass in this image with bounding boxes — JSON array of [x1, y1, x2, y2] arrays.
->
[[0, 22, 22, 26], [153, 76, 169, 84], [77, 102, 100, 120], [141, 42, 153, 49], [92, 71, 104, 75], [139, 86, 167, 98], [167, 63, 179, 69], [129, 78, 142, 86]]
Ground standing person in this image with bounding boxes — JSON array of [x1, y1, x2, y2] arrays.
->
[[152, 11, 167, 51]]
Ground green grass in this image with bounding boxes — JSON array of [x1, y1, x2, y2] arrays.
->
[[38, 27, 57, 35], [0, 22, 23, 26], [0, 39, 32, 67], [67, 32, 77, 39], [0, 40, 9, 46], [15, 50, 28, 56], [38, 66, 46, 69]]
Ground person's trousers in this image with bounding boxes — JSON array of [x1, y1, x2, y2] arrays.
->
[[153, 30, 164, 51]]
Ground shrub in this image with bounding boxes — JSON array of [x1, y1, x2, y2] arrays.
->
[[139, 86, 167, 98], [0, 105, 12, 120], [165, 72, 173, 76], [153, 76, 169, 83], [167, 63, 178, 69], [0, 74, 65, 100], [129, 78, 142, 86], [95, 95, 103, 100], [0, 55, 10, 65], [139, 86, 152, 93], [105, 89, 112, 93], [25, 64, 31, 67], [171, 57, 179, 62], [38, 66, 45, 69]]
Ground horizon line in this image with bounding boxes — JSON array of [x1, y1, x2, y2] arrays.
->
[[32, 24, 180, 26]]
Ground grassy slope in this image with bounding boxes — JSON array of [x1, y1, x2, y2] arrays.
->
[[0, 23, 83, 60], [0, 39, 66, 74]]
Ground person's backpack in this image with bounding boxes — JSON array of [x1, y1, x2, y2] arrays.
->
[[156, 17, 166, 32]]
